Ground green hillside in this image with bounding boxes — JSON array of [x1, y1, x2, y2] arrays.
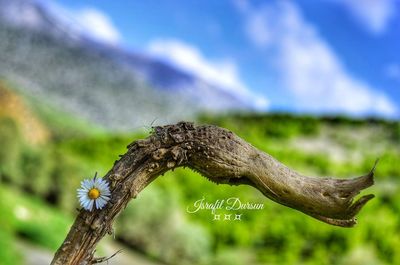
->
[[0, 87, 399, 265]]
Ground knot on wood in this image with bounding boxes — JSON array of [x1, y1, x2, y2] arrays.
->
[[153, 122, 195, 144], [152, 148, 168, 160], [151, 146, 188, 169]]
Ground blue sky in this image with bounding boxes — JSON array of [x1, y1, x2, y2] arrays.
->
[[51, 0, 400, 118]]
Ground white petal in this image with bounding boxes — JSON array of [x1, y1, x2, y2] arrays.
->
[[96, 197, 106, 209], [95, 198, 101, 209], [81, 180, 88, 189], [82, 200, 89, 210], [101, 190, 111, 196], [99, 183, 107, 192], [78, 190, 89, 195], [77, 188, 87, 194], [83, 179, 93, 190], [77, 194, 87, 199], [88, 200, 94, 211], [101, 194, 110, 200], [85, 198, 91, 207], [96, 179, 107, 190]]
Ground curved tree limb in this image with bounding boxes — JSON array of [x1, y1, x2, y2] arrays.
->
[[51, 122, 375, 264]]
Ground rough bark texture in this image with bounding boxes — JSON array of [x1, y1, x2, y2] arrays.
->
[[51, 122, 375, 264]]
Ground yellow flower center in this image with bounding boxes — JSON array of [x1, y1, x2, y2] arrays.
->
[[88, 188, 100, 199]]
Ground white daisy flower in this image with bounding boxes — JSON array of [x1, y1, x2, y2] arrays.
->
[[77, 173, 111, 211]]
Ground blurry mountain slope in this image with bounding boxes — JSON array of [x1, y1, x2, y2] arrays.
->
[[0, 0, 251, 131]]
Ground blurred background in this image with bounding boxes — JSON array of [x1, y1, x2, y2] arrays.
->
[[0, 0, 399, 264]]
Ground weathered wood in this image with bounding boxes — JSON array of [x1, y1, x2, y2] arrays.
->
[[51, 122, 375, 264]]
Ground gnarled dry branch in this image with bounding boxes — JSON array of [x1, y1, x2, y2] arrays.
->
[[51, 122, 375, 264]]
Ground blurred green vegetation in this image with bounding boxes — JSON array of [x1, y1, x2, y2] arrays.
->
[[0, 185, 71, 265], [0, 110, 399, 265]]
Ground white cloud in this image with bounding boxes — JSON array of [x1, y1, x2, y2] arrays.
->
[[238, 0, 397, 117], [43, 1, 121, 44], [336, 0, 398, 34], [72, 8, 121, 44], [148, 39, 268, 109], [245, 9, 273, 47]]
